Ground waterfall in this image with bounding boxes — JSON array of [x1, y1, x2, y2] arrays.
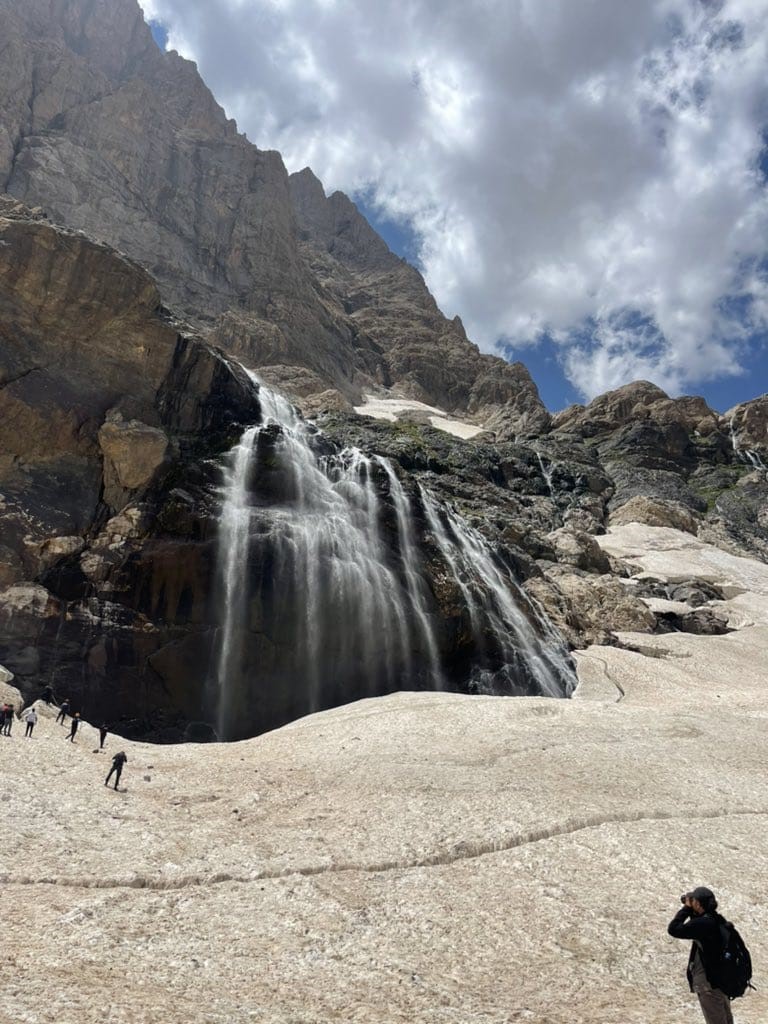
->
[[376, 458, 443, 688], [535, 450, 556, 496], [728, 417, 767, 474], [212, 426, 258, 740], [728, 416, 739, 453], [420, 488, 575, 698], [210, 374, 576, 739]]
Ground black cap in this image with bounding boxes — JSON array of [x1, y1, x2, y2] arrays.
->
[[692, 884, 716, 901], [689, 886, 717, 908]]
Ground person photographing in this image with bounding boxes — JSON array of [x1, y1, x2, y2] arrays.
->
[[668, 886, 752, 1024]]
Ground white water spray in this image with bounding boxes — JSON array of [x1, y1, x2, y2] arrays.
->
[[213, 426, 258, 739], [420, 488, 575, 698], [211, 373, 577, 738], [535, 451, 556, 497], [728, 417, 767, 473]]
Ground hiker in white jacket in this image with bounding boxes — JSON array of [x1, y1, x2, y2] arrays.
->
[[24, 708, 38, 738]]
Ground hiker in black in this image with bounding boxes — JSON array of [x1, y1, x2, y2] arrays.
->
[[2, 704, 14, 737], [55, 700, 70, 725], [668, 887, 733, 1024], [68, 713, 80, 742], [41, 685, 54, 705], [99, 723, 108, 749], [105, 751, 127, 790]]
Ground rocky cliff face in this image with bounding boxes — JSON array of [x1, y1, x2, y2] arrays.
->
[[0, 0, 766, 741], [0, 0, 549, 435], [0, 196, 262, 738]]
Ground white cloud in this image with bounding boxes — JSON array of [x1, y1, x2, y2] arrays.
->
[[142, 0, 768, 400]]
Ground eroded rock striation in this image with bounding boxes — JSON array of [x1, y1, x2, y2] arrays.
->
[[0, 196, 261, 737]]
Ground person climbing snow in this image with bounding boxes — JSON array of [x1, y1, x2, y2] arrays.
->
[[24, 707, 38, 737], [55, 699, 70, 725], [105, 750, 127, 790], [99, 723, 109, 749], [67, 712, 80, 742], [2, 704, 14, 737]]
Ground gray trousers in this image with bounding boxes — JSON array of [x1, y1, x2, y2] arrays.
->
[[692, 957, 734, 1024], [697, 988, 734, 1024]]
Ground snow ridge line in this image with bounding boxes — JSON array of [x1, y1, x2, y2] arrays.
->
[[4, 806, 766, 891]]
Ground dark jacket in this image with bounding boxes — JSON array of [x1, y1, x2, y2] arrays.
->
[[668, 907, 724, 991]]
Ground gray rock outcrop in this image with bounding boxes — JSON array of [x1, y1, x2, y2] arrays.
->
[[0, 0, 548, 431]]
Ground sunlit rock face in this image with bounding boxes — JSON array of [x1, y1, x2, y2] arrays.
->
[[0, 200, 261, 738], [0, 0, 550, 432]]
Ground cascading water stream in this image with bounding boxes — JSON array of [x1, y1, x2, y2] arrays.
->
[[535, 451, 556, 497], [376, 458, 443, 688], [420, 488, 575, 698], [744, 449, 766, 471], [728, 417, 767, 474], [211, 372, 577, 738], [213, 426, 258, 740]]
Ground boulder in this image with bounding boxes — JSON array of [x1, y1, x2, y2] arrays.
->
[[0, 664, 23, 713], [528, 568, 657, 646], [546, 528, 612, 574], [99, 413, 170, 508], [724, 394, 768, 452], [654, 607, 731, 636], [609, 496, 700, 534]]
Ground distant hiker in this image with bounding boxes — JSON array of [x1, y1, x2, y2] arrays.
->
[[2, 704, 14, 737], [67, 713, 80, 742], [105, 751, 127, 790], [24, 708, 38, 737], [0, 704, 8, 736], [668, 887, 753, 1024], [55, 699, 70, 725], [41, 685, 54, 705], [99, 723, 108, 750]]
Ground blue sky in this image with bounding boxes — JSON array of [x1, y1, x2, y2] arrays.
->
[[149, 20, 168, 50], [146, 4, 768, 414]]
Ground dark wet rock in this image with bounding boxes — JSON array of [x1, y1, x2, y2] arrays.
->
[[0, 204, 261, 737], [631, 577, 726, 607], [654, 608, 731, 636], [697, 473, 768, 562]]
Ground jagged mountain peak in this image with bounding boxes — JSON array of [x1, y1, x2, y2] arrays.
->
[[1, 0, 550, 434], [289, 166, 400, 274]]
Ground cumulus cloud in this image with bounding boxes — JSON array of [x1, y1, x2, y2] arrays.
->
[[141, 0, 768, 400]]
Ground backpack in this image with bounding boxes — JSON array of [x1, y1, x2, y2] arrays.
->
[[717, 919, 754, 999]]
